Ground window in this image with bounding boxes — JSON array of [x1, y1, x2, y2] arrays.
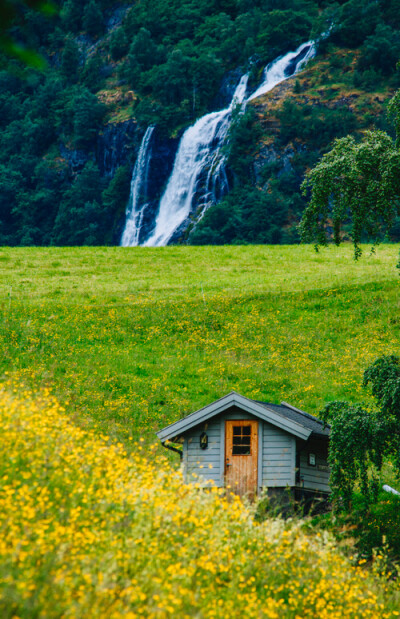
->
[[232, 425, 251, 455], [308, 453, 316, 466]]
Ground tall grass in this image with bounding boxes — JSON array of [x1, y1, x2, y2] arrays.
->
[[0, 245, 399, 453], [1, 388, 399, 618]]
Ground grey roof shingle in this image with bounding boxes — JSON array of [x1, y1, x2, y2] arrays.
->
[[257, 401, 330, 438]]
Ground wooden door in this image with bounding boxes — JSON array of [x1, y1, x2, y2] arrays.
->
[[225, 420, 258, 497]]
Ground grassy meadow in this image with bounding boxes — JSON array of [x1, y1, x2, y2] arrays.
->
[[2, 244, 400, 617], [2, 389, 400, 618], [1, 244, 399, 452]]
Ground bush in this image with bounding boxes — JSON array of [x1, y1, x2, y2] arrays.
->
[[358, 24, 400, 75]]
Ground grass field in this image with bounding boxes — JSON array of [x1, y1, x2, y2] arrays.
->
[[1, 389, 400, 618], [2, 244, 400, 617], [1, 244, 399, 454]]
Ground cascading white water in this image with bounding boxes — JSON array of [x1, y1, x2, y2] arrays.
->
[[143, 75, 249, 247], [248, 41, 315, 101], [120, 126, 155, 247], [122, 41, 316, 247]]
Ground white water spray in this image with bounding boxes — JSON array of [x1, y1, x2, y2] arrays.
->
[[120, 125, 155, 247], [143, 76, 248, 247], [248, 41, 315, 101]]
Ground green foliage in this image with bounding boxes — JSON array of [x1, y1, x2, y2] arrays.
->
[[363, 355, 400, 421], [350, 491, 400, 561], [72, 88, 106, 149], [61, 36, 80, 82], [52, 161, 105, 245], [387, 89, 400, 146], [277, 101, 357, 148], [108, 27, 128, 61], [224, 106, 262, 182], [357, 24, 400, 75], [101, 165, 132, 243], [331, 0, 382, 48], [61, 0, 82, 33], [83, 0, 104, 39], [189, 182, 303, 245], [82, 54, 105, 92], [321, 355, 400, 508], [300, 129, 400, 258], [321, 401, 383, 505]]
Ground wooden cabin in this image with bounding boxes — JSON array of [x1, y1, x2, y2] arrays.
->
[[157, 392, 330, 499]]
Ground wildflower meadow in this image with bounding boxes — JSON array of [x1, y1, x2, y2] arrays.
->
[[1, 388, 400, 618], [1, 244, 400, 616]]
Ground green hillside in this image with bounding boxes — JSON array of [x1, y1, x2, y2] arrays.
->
[[2, 245, 400, 612], [2, 0, 400, 245], [1, 244, 399, 450]]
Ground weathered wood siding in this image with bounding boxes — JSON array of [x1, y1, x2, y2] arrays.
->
[[183, 406, 254, 488], [262, 422, 295, 488], [183, 416, 222, 487], [298, 438, 330, 493], [183, 406, 298, 490]]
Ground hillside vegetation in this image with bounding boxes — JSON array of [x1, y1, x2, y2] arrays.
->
[[1, 244, 399, 449], [2, 0, 400, 245], [2, 245, 400, 614], [2, 388, 400, 617]]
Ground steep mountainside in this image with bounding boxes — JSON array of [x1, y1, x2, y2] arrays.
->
[[1, 0, 400, 246]]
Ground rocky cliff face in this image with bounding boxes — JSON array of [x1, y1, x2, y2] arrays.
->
[[97, 119, 138, 177]]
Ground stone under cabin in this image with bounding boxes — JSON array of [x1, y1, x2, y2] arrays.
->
[[157, 392, 331, 500]]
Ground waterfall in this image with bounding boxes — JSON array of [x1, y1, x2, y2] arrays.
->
[[122, 40, 316, 247], [143, 75, 249, 247], [248, 41, 315, 101], [120, 126, 155, 247]]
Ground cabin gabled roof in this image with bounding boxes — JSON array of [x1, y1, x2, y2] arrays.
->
[[157, 391, 328, 443]]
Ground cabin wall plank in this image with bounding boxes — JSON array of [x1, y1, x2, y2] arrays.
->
[[298, 438, 330, 493], [181, 405, 330, 494], [262, 422, 294, 487]]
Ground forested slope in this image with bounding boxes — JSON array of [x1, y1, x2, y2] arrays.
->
[[1, 0, 400, 246]]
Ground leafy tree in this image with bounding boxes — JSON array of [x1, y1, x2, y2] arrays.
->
[[108, 27, 128, 61], [189, 183, 299, 245], [358, 24, 400, 75], [128, 28, 162, 74], [225, 106, 262, 183], [61, 36, 80, 83], [52, 161, 104, 245], [72, 88, 106, 149], [101, 165, 131, 243], [331, 0, 382, 48], [82, 54, 105, 92], [256, 9, 314, 57], [300, 127, 400, 258], [321, 355, 400, 508], [83, 0, 104, 39], [278, 101, 357, 148], [61, 0, 82, 33]]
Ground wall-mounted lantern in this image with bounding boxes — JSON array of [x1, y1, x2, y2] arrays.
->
[[200, 431, 208, 450]]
